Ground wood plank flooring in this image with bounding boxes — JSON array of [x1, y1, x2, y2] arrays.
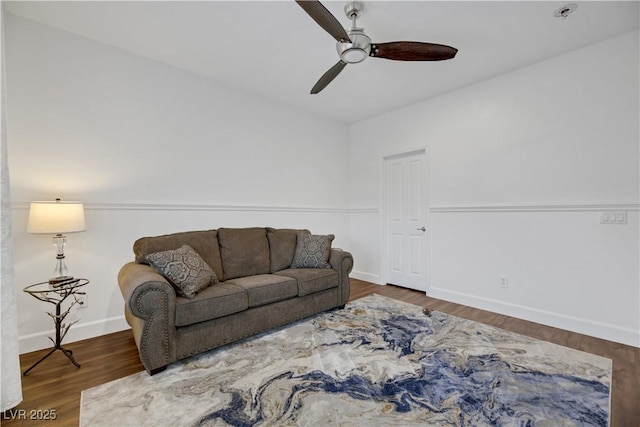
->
[[3, 279, 639, 426]]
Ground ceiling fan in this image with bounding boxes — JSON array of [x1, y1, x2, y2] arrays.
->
[[296, 0, 458, 94]]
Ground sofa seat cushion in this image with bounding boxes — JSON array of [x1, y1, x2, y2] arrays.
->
[[226, 274, 298, 308], [175, 282, 248, 327], [275, 268, 338, 297]]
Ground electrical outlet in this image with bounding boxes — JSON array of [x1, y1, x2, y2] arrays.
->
[[499, 276, 509, 289], [77, 292, 88, 309]]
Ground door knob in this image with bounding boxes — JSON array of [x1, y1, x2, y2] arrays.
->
[[417, 226, 426, 232]]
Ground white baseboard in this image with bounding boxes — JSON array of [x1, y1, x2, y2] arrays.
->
[[428, 287, 640, 348], [19, 315, 130, 354], [350, 270, 382, 284], [18, 286, 638, 354]]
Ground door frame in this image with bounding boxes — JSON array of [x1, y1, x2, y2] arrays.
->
[[379, 146, 431, 292]]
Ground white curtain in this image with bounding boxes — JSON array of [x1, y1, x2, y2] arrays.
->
[[1, 4, 23, 411]]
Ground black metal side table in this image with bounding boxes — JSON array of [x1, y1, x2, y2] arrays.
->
[[22, 278, 89, 375]]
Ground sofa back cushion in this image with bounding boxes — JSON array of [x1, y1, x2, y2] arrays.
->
[[133, 230, 224, 280], [218, 227, 270, 280], [266, 228, 310, 272]]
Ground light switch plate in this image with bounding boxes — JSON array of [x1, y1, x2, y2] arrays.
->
[[601, 211, 627, 224]]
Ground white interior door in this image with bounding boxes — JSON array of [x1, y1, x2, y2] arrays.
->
[[384, 149, 429, 292]]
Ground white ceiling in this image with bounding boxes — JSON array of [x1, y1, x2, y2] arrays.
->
[[5, 1, 639, 124]]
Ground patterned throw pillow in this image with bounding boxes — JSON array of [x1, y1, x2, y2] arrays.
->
[[146, 245, 218, 299], [291, 233, 334, 269]]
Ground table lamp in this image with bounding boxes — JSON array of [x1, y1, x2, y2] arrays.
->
[[27, 198, 86, 284]]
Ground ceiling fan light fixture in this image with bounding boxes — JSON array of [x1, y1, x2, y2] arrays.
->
[[341, 47, 368, 63]]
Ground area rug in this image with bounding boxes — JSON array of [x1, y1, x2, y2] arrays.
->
[[80, 294, 611, 426]]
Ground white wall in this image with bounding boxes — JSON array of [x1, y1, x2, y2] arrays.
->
[[6, 13, 639, 353], [6, 15, 350, 353], [349, 30, 640, 347]]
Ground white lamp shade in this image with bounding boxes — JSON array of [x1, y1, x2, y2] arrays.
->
[[27, 201, 86, 234]]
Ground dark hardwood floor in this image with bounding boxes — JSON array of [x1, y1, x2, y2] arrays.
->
[[3, 279, 639, 426]]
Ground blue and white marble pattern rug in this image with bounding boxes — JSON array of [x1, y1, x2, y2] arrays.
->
[[80, 294, 611, 426]]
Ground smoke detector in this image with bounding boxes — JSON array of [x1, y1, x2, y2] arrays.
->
[[554, 3, 578, 19]]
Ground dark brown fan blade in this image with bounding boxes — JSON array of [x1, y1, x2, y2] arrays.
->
[[296, 0, 351, 43], [370, 42, 458, 61], [310, 61, 347, 94]]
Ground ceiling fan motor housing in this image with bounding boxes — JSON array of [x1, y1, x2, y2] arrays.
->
[[337, 27, 371, 63]]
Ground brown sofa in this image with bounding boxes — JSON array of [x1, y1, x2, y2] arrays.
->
[[118, 227, 353, 375]]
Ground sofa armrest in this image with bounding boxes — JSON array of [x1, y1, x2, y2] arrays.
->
[[329, 249, 353, 305], [118, 262, 177, 373]]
